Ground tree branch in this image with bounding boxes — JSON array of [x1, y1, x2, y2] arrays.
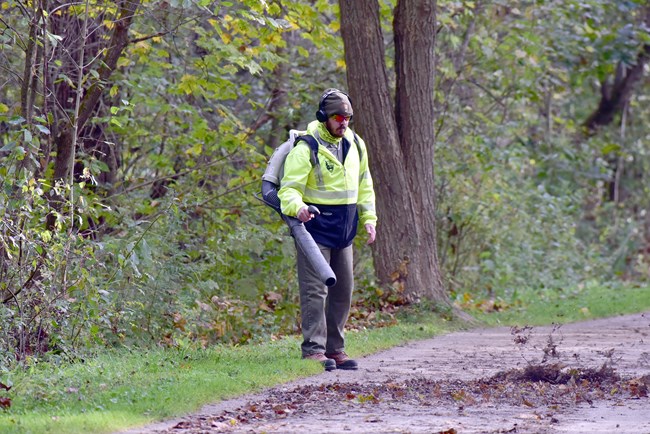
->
[[583, 4, 650, 133], [129, 16, 199, 44], [76, 0, 142, 129]]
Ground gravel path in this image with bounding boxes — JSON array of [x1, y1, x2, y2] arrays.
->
[[121, 312, 650, 434]]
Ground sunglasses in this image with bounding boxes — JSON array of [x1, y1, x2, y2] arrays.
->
[[330, 114, 351, 123]]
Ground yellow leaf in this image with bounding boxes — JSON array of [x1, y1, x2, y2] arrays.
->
[[41, 230, 52, 243], [286, 19, 300, 31], [220, 32, 232, 44], [0, 103, 8, 113], [263, 33, 281, 45], [179, 74, 198, 95], [185, 143, 203, 156], [133, 41, 151, 56]]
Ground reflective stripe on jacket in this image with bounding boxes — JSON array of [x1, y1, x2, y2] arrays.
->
[[278, 121, 377, 248]]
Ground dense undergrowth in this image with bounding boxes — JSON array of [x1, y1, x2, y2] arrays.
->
[[2, 133, 650, 372], [1, 0, 649, 385], [4, 133, 650, 374]]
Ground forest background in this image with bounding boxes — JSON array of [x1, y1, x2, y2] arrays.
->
[[1, 0, 649, 372]]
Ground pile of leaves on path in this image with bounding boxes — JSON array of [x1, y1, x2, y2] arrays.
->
[[165, 363, 649, 433]]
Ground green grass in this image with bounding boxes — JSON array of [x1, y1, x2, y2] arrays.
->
[[0, 317, 453, 434], [473, 281, 650, 326], [1, 281, 649, 434]]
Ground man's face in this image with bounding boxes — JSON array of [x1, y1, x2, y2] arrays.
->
[[326, 114, 351, 138]]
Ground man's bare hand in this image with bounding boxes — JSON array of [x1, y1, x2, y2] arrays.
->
[[365, 223, 376, 244], [297, 206, 315, 222]]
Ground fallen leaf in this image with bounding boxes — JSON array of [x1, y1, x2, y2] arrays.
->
[[273, 405, 291, 415], [628, 379, 648, 398], [172, 313, 186, 331]]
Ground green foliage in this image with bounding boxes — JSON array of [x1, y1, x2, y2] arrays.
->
[[434, 0, 650, 297], [0, 0, 649, 377], [0, 0, 354, 366], [0, 173, 105, 369]]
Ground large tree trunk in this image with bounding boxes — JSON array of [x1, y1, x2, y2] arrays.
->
[[339, 0, 456, 312]]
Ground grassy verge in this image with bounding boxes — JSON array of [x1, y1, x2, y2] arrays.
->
[[1, 281, 649, 434], [471, 280, 650, 326], [0, 317, 454, 434]]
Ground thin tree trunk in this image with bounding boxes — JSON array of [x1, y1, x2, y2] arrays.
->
[[20, 10, 38, 123], [51, 0, 141, 186], [48, 0, 141, 229]]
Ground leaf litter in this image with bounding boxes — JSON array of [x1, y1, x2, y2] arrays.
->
[[129, 312, 650, 434], [161, 365, 648, 433]]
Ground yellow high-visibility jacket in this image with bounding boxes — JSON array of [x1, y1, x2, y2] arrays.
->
[[278, 121, 377, 248]]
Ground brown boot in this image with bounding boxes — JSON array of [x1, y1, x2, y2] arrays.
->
[[303, 352, 336, 371], [325, 351, 358, 370]]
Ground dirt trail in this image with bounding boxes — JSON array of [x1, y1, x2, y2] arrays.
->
[[123, 312, 650, 434]]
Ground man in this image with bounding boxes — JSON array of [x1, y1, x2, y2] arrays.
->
[[278, 88, 377, 371]]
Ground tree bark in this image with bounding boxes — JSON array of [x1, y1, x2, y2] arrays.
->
[[340, 0, 456, 312], [20, 9, 38, 123], [52, 0, 140, 184]]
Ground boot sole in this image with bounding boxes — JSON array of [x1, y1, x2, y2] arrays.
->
[[336, 364, 358, 370]]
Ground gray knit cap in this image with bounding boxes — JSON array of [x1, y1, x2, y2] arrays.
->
[[321, 89, 353, 117]]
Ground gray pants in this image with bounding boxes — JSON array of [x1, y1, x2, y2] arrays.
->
[[296, 242, 354, 357]]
